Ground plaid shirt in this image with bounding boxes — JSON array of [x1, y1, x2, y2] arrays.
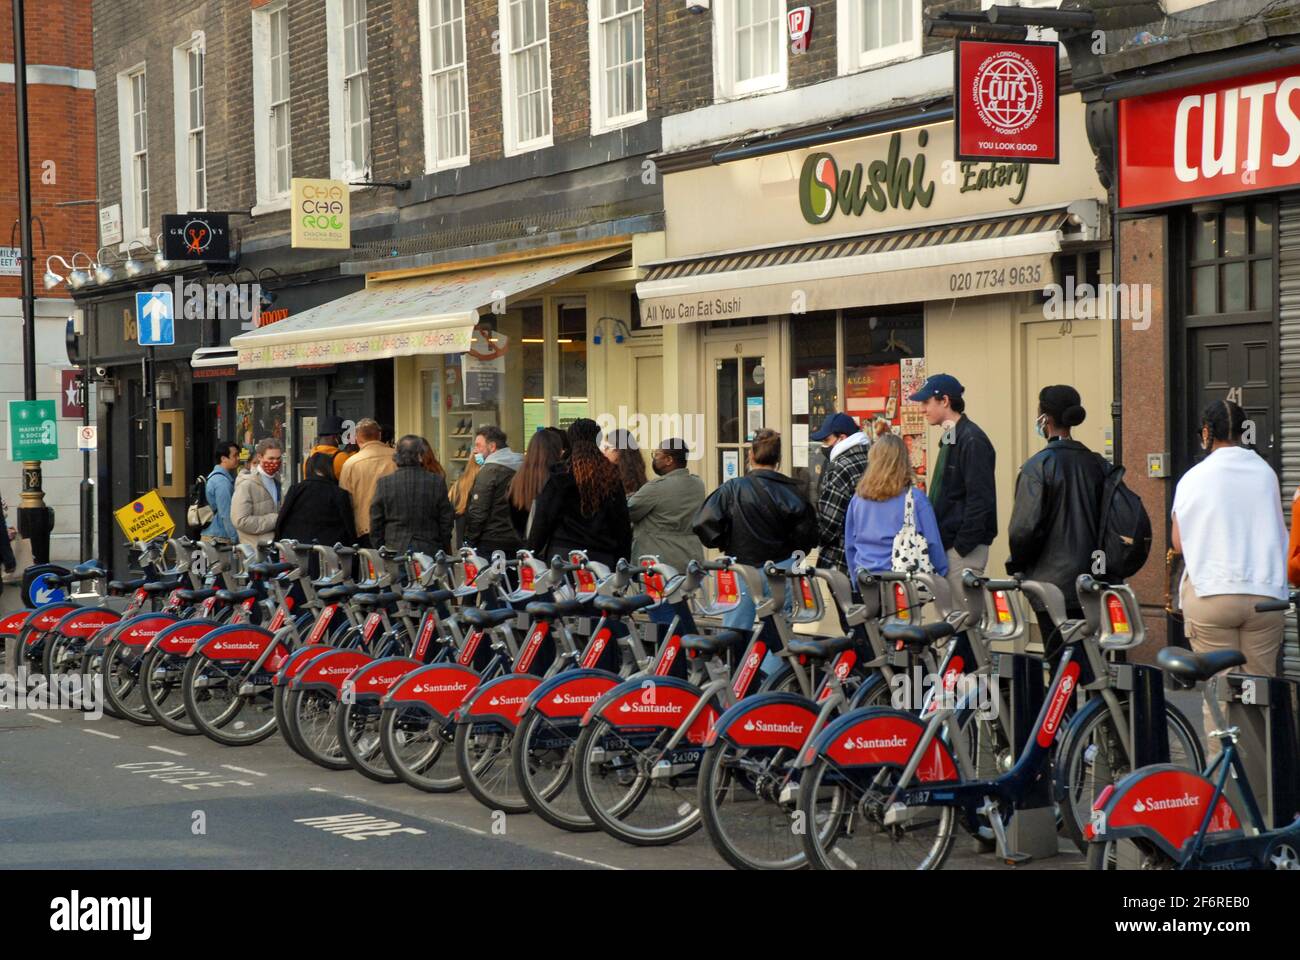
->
[[817, 440, 870, 572]]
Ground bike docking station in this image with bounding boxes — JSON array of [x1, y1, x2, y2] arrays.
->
[[969, 575, 1059, 863], [1213, 671, 1300, 829]]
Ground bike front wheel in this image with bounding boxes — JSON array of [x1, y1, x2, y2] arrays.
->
[[699, 741, 811, 870], [139, 649, 199, 735], [454, 720, 529, 813], [336, 700, 398, 783], [378, 704, 461, 792], [181, 654, 278, 746], [512, 708, 593, 831]]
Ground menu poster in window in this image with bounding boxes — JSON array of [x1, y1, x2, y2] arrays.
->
[[899, 357, 928, 436], [722, 450, 740, 482], [463, 327, 508, 405], [745, 396, 764, 440], [905, 434, 927, 493], [845, 363, 900, 429]]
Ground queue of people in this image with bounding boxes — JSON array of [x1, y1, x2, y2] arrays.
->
[[194, 382, 1294, 696]]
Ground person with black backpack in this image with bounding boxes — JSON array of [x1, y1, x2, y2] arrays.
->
[[198, 440, 240, 542], [1007, 386, 1110, 652]]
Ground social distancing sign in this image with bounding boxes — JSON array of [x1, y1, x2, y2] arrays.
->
[[114, 490, 175, 544]]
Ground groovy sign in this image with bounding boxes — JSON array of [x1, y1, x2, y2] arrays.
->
[[1119, 63, 1300, 208]]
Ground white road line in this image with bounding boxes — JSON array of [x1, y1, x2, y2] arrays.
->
[[341, 795, 369, 802], [220, 764, 267, 777], [309, 787, 330, 793], [28, 713, 61, 724], [82, 728, 120, 740], [550, 850, 622, 870], [148, 745, 186, 756]]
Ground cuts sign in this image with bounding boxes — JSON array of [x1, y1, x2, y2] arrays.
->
[[955, 39, 1059, 164], [1118, 63, 1300, 208]]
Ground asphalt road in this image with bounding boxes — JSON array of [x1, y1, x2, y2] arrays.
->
[[0, 695, 1101, 870]]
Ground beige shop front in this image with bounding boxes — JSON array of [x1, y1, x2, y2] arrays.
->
[[639, 94, 1112, 578]]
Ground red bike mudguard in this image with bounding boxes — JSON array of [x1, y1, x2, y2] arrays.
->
[[291, 649, 374, 695], [521, 669, 622, 719], [108, 612, 179, 647], [804, 707, 959, 782], [381, 662, 481, 723], [192, 625, 283, 667], [54, 607, 124, 642], [273, 643, 336, 687], [582, 676, 720, 746], [343, 657, 422, 703], [0, 609, 33, 638], [1087, 764, 1242, 859], [455, 673, 542, 727], [703, 692, 821, 750], [23, 603, 80, 644], [150, 620, 220, 656]]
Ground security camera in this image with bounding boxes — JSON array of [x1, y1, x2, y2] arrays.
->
[[95, 366, 108, 378]]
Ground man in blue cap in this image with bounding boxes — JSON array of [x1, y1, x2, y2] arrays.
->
[[909, 373, 997, 603], [809, 411, 870, 574]]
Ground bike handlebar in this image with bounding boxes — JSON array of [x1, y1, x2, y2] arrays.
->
[[689, 558, 734, 573], [962, 570, 1022, 591]]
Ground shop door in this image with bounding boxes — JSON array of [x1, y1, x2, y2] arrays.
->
[[1188, 323, 1277, 468], [1022, 317, 1106, 457], [705, 339, 768, 490]]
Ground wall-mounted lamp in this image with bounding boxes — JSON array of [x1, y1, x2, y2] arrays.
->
[[154, 233, 181, 272], [124, 239, 153, 278], [66, 252, 94, 291], [592, 317, 632, 345], [93, 245, 121, 285], [156, 375, 176, 403], [100, 379, 118, 406], [44, 254, 71, 290]]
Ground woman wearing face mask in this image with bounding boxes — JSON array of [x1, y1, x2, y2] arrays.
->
[[1172, 400, 1288, 693], [1006, 385, 1107, 652], [231, 438, 286, 547]]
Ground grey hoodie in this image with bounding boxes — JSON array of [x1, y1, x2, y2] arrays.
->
[[485, 446, 524, 471], [464, 445, 525, 552]]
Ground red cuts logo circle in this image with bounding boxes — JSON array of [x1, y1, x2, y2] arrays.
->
[[972, 51, 1043, 136]]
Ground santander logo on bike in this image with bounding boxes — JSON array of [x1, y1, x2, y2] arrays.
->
[[488, 694, 527, 707], [618, 700, 683, 716], [1132, 793, 1201, 814], [842, 734, 909, 751], [552, 692, 600, 706], [412, 681, 469, 694], [743, 718, 805, 735]]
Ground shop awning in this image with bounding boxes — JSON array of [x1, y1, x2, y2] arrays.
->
[[636, 209, 1077, 326], [231, 248, 621, 370]]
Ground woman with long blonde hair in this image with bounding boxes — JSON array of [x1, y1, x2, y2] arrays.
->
[[843, 433, 947, 576]]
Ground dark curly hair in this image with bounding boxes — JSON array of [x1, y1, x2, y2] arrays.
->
[[568, 418, 624, 516]]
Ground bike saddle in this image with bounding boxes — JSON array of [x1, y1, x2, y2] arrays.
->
[[317, 584, 360, 601], [353, 591, 401, 608], [402, 588, 456, 606], [460, 607, 518, 628], [680, 629, 746, 656], [1156, 647, 1246, 685], [591, 594, 655, 616], [108, 577, 147, 593], [786, 634, 857, 660], [175, 588, 218, 603], [248, 561, 295, 579], [141, 579, 182, 595], [72, 560, 107, 577], [335, 546, 358, 558], [215, 588, 258, 603], [881, 621, 957, 648], [525, 598, 586, 619]]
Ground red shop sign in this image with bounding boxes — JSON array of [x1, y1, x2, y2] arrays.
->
[[1118, 63, 1300, 209], [955, 39, 1059, 164]]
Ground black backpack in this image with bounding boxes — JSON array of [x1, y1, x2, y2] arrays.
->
[[1096, 461, 1152, 581]]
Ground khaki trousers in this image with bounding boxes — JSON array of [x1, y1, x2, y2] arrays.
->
[[1180, 579, 1284, 751]]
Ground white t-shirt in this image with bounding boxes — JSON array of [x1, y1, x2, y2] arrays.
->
[[1171, 445, 1288, 600]]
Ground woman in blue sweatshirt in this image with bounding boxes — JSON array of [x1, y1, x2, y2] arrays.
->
[[844, 433, 948, 577]]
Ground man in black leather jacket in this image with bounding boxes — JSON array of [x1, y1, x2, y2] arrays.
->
[[692, 428, 818, 567], [1007, 384, 1106, 648]]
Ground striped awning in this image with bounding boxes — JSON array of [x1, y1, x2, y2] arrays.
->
[[636, 209, 1075, 325]]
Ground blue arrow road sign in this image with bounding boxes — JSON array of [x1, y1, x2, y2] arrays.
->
[[136, 290, 175, 346]]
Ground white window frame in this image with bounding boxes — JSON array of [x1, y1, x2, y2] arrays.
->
[[838, 0, 923, 75], [116, 64, 150, 245], [588, 0, 647, 135], [172, 33, 206, 212], [326, 0, 371, 182], [498, 0, 553, 156], [419, 0, 470, 172], [252, 2, 292, 211], [713, 0, 788, 102]]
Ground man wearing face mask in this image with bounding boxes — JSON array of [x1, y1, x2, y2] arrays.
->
[[1006, 384, 1106, 651], [231, 438, 284, 547], [462, 424, 524, 557], [627, 438, 706, 574]]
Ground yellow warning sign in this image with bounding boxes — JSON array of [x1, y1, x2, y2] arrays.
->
[[113, 490, 176, 544]]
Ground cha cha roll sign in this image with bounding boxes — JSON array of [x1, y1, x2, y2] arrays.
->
[[291, 178, 351, 249]]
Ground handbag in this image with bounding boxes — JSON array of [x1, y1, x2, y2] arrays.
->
[[1164, 548, 1191, 650], [891, 487, 935, 574]]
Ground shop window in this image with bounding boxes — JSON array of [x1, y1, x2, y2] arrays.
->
[[1186, 201, 1275, 316], [789, 305, 926, 501]]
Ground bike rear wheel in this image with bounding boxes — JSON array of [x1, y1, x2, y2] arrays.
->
[[336, 701, 399, 783], [699, 741, 818, 870], [573, 717, 701, 846], [140, 649, 199, 734], [454, 720, 529, 813], [512, 709, 593, 831], [286, 688, 349, 769], [798, 758, 956, 870], [181, 653, 278, 746], [378, 704, 461, 792]]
